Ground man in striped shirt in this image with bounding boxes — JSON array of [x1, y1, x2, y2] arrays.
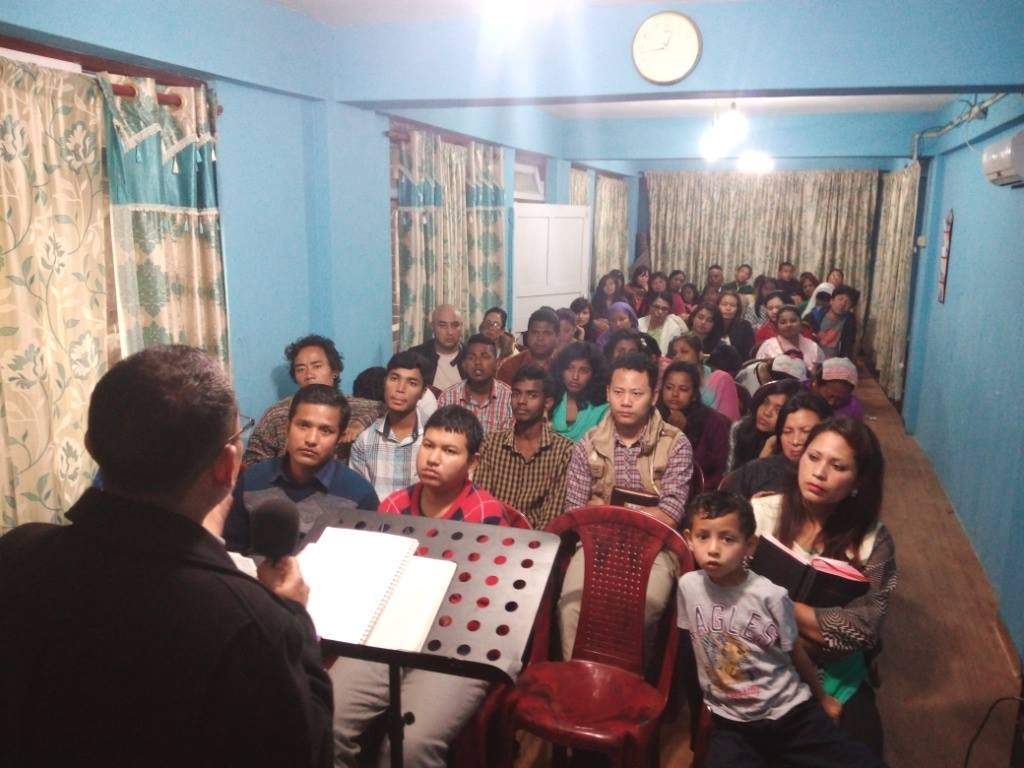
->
[[349, 351, 428, 500], [437, 333, 513, 435], [473, 365, 573, 529]]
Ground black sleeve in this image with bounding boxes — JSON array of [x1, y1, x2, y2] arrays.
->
[[200, 604, 333, 768], [838, 315, 857, 358], [223, 481, 250, 552]]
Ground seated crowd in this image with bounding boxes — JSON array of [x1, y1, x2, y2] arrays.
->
[[0, 259, 892, 768]]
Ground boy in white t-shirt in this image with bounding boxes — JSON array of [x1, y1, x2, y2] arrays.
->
[[678, 491, 886, 767]]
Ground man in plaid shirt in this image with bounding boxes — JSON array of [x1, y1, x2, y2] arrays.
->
[[557, 352, 694, 660], [437, 333, 513, 435], [349, 351, 429, 501], [473, 365, 573, 529]]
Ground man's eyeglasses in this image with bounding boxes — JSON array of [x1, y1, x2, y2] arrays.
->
[[226, 414, 256, 444]]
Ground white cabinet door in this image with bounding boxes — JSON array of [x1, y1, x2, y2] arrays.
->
[[512, 203, 591, 333]]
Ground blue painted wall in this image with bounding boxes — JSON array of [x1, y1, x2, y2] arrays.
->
[[903, 112, 1024, 650]]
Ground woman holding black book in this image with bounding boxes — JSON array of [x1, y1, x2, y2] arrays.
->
[[750, 418, 896, 757]]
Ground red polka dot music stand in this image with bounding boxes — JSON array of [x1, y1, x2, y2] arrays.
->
[[303, 504, 560, 768]]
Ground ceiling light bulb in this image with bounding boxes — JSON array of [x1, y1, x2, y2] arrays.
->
[[737, 150, 775, 174], [717, 106, 749, 147], [699, 128, 729, 162]]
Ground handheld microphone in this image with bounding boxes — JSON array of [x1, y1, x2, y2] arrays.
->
[[249, 498, 300, 561]]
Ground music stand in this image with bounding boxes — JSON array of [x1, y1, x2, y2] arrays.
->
[[303, 503, 560, 768]]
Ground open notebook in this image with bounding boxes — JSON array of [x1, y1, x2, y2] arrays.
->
[[298, 527, 456, 652]]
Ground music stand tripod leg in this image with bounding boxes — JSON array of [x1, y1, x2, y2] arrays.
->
[[387, 662, 403, 768]]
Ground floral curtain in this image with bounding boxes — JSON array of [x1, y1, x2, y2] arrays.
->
[[394, 130, 505, 348], [0, 58, 109, 530], [865, 162, 921, 401], [466, 141, 505, 330], [97, 74, 228, 366], [592, 174, 629, 281], [646, 170, 879, 303], [569, 167, 588, 206]]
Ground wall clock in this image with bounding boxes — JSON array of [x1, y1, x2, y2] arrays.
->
[[632, 11, 702, 85]]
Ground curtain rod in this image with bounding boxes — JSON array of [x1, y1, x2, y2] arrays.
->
[[0, 33, 222, 113]]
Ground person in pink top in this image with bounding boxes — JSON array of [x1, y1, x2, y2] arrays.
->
[[757, 306, 825, 379]]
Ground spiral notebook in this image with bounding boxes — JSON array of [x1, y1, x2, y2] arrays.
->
[[298, 527, 455, 652]]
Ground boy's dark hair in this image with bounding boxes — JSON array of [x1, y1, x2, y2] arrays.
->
[[424, 405, 485, 455], [386, 350, 430, 381], [833, 285, 860, 305], [608, 351, 658, 392], [527, 307, 559, 333], [707, 263, 723, 272], [779, 260, 794, 269], [87, 345, 236, 498], [737, 263, 753, 273], [569, 297, 590, 314], [708, 342, 742, 376], [288, 383, 351, 433], [466, 333, 497, 352], [484, 306, 508, 328], [603, 328, 643, 360], [511, 364, 557, 401], [353, 366, 387, 401], [285, 334, 343, 385], [686, 490, 756, 539], [556, 308, 576, 326]]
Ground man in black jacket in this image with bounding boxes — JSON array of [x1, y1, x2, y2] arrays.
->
[[405, 303, 467, 390], [0, 345, 333, 768]]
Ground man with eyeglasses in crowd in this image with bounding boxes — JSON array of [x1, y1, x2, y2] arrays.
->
[[0, 345, 333, 766], [226, 384, 379, 552]]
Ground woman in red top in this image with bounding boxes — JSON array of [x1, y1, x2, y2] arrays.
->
[[753, 290, 789, 349]]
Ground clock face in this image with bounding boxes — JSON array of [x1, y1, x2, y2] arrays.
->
[[632, 11, 701, 85]]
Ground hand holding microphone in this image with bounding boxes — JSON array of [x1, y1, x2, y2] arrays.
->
[[250, 499, 309, 606]]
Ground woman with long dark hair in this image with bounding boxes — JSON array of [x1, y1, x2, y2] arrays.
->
[[590, 273, 624, 330], [751, 276, 780, 327], [753, 290, 790, 348], [751, 418, 895, 756], [623, 263, 650, 316], [722, 390, 832, 497], [717, 289, 755, 360], [658, 361, 731, 489], [549, 342, 609, 442], [686, 301, 724, 354], [726, 379, 802, 471]]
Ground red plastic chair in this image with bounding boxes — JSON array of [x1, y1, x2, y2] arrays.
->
[[498, 506, 694, 767]]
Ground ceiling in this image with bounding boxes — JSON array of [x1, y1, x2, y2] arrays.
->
[[542, 94, 954, 119], [272, 0, 670, 28]]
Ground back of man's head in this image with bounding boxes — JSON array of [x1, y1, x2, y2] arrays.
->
[[87, 345, 235, 499]]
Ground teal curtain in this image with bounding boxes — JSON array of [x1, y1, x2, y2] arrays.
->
[[466, 141, 505, 330], [395, 131, 505, 349], [97, 74, 228, 365]]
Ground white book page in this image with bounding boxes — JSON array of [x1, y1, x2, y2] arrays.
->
[[298, 528, 417, 644], [367, 556, 456, 652]]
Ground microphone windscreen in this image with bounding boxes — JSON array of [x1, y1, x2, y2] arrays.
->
[[249, 498, 300, 560]]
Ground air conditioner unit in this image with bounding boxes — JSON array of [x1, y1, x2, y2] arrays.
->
[[981, 130, 1024, 187]]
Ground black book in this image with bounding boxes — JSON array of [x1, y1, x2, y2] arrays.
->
[[609, 486, 660, 510], [749, 533, 869, 608]]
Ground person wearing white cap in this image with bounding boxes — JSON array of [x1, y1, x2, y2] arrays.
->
[[735, 354, 808, 397], [813, 357, 865, 420]]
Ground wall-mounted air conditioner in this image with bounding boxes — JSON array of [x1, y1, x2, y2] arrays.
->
[[981, 130, 1024, 187]]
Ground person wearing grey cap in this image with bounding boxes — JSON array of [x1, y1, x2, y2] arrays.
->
[[814, 357, 865, 420]]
